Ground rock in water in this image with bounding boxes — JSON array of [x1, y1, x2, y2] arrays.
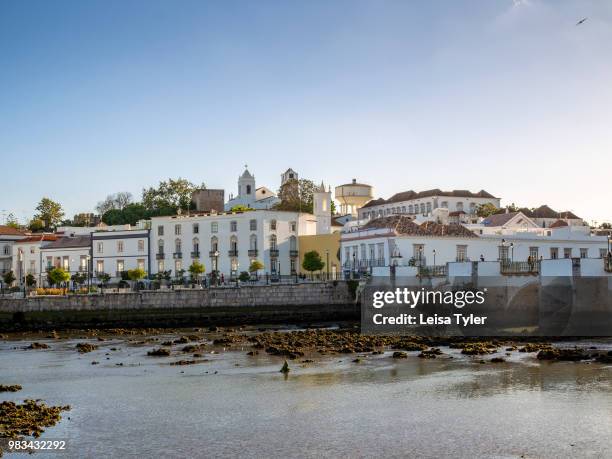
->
[[280, 361, 290, 373]]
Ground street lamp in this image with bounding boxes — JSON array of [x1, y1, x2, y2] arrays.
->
[[213, 250, 219, 285], [325, 249, 330, 280], [510, 242, 514, 263], [433, 249, 436, 266]]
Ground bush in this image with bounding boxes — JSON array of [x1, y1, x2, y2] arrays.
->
[[36, 288, 65, 296], [238, 271, 250, 282]]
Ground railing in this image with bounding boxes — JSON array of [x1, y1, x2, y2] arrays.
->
[[173, 252, 182, 259], [248, 249, 258, 257], [419, 265, 447, 277], [228, 250, 239, 257], [290, 250, 299, 258], [78, 266, 87, 272], [501, 261, 540, 275], [269, 249, 279, 257], [191, 251, 200, 258], [156, 253, 165, 260]]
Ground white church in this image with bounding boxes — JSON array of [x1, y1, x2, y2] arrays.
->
[[224, 167, 300, 211]]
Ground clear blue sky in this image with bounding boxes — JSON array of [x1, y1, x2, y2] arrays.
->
[[1, 0, 611, 225]]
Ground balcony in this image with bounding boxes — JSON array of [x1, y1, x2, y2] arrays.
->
[[501, 261, 539, 275], [269, 249, 279, 258], [289, 250, 299, 258], [209, 251, 219, 258], [156, 253, 165, 260], [248, 249, 258, 257], [191, 251, 200, 259], [228, 250, 239, 257], [173, 252, 182, 259], [419, 265, 447, 277], [78, 266, 87, 272]]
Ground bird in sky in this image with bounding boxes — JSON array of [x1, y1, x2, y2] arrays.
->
[[576, 17, 588, 26]]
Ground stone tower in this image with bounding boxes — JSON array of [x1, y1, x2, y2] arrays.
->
[[313, 181, 332, 235]]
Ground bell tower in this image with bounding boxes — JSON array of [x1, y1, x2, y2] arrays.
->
[[313, 181, 332, 235], [238, 165, 256, 204]]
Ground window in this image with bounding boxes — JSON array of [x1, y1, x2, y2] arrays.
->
[[138, 240, 145, 252], [137, 259, 145, 271], [290, 236, 297, 251], [456, 245, 468, 262], [601, 249, 608, 258], [158, 260, 164, 272], [230, 221, 237, 232], [377, 243, 385, 262], [211, 222, 218, 233], [62, 256, 69, 270], [116, 260, 124, 274], [441, 201, 448, 208], [158, 225, 164, 236], [117, 241, 124, 253], [193, 223, 199, 234], [564, 248, 572, 259], [175, 239, 182, 254], [420, 203, 425, 214], [499, 245, 509, 261], [290, 258, 296, 273], [231, 258, 239, 271], [2, 245, 9, 256], [46, 256, 52, 269], [80, 256, 87, 271], [193, 238, 200, 254], [456, 202, 464, 212], [290, 221, 296, 232], [426, 203, 432, 214], [269, 234, 277, 250], [401, 206, 406, 213], [270, 220, 277, 231], [580, 248, 588, 259], [175, 224, 181, 236], [369, 244, 375, 261], [250, 219, 257, 231], [97, 242, 103, 254], [360, 244, 366, 260], [96, 260, 104, 274], [210, 236, 219, 252], [529, 247, 539, 260], [413, 244, 424, 260], [408, 205, 414, 214], [550, 247, 559, 259], [175, 260, 182, 273], [30, 246, 35, 254], [158, 239, 164, 254], [250, 234, 257, 250], [246, 184, 252, 194]]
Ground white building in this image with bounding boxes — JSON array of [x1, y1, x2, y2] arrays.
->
[[340, 215, 609, 276], [40, 235, 91, 286], [11, 234, 59, 284], [224, 168, 281, 211], [359, 189, 501, 221], [91, 229, 150, 282], [150, 209, 319, 278], [0, 226, 27, 276]]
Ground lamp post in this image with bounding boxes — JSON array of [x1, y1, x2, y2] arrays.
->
[[214, 250, 219, 286], [433, 249, 436, 266], [86, 255, 91, 293], [352, 252, 356, 279], [510, 242, 514, 263], [325, 249, 330, 280]]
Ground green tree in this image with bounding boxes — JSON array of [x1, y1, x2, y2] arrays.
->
[[47, 267, 70, 288], [25, 273, 37, 288], [302, 250, 325, 274], [95, 192, 134, 215], [476, 203, 499, 218], [600, 222, 612, 230], [127, 268, 146, 282], [2, 271, 16, 287], [188, 260, 205, 283], [230, 204, 254, 212], [249, 260, 264, 273], [274, 178, 316, 213], [28, 218, 45, 232], [71, 272, 86, 288], [505, 203, 519, 213], [98, 272, 111, 287], [239, 271, 250, 282], [142, 178, 203, 213], [5, 213, 21, 229], [102, 203, 149, 226], [34, 197, 64, 230]]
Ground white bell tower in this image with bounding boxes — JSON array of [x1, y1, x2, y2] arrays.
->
[[313, 181, 332, 235], [238, 166, 256, 205]]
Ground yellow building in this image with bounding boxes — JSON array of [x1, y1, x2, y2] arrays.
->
[[298, 233, 341, 276]]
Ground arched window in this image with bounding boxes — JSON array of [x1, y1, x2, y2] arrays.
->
[[192, 237, 199, 253], [408, 204, 414, 214], [246, 184, 251, 194], [420, 203, 425, 214], [426, 202, 432, 214], [210, 236, 218, 252], [456, 202, 464, 212], [289, 236, 297, 251], [250, 234, 257, 250], [270, 219, 277, 231], [469, 202, 476, 214], [158, 239, 164, 253], [270, 234, 277, 250], [230, 235, 238, 252], [175, 239, 182, 254], [441, 201, 448, 208]]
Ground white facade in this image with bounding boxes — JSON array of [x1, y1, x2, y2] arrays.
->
[[0, 228, 27, 275], [10, 236, 58, 284], [150, 210, 318, 277], [40, 235, 91, 286], [91, 229, 150, 281], [359, 189, 501, 221], [224, 168, 281, 211]]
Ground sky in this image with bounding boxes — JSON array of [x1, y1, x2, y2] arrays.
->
[[1, 0, 611, 225]]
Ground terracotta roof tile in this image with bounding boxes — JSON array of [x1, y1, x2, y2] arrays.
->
[[361, 215, 477, 238], [0, 225, 27, 236]]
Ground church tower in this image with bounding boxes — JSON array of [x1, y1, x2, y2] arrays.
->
[[238, 167, 256, 206], [313, 181, 332, 235]]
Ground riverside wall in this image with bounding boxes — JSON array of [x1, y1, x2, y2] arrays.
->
[[0, 282, 357, 330]]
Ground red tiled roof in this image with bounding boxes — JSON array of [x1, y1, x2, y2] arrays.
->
[[16, 234, 59, 243], [361, 189, 497, 208], [0, 225, 27, 236], [549, 219, 569, 228], [361, 215, 477, 238]]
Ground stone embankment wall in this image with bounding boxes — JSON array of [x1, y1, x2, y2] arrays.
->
[[0, 282, 357, 330]]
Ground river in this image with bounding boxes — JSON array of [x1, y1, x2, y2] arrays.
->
[[1, 329, 611, 458]]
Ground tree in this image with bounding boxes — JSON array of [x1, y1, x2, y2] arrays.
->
[[600, 222, 612, 230], [5, 213, 21, 229], [98, 272, 111, 288], [96, 192, 134, 215], [230, 204, 254, 212], [249, 260, 264, 273], [25, 273, 36, 288], [274, 178, 316, 213], [505, 203, 519, 213], [188, 260, 205, 283], [476, 203, 499, 218], [2, 271, 16, 287], [28, 218, 45, 232], [142, 178, 202, 213], [47, 267, 70, 288], [302, 250, 324, 274], [71, 272, 86, 288], [101, 203, 149, 226], [34, 197, 64, 230]]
